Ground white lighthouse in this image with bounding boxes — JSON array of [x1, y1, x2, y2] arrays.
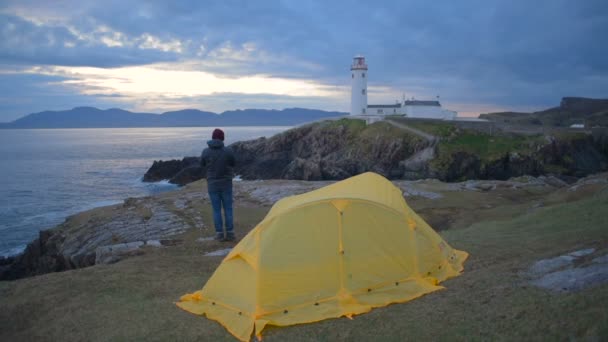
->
[[350, 55, 368, 116]]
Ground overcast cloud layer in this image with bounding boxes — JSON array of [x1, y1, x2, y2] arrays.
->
[[0, 0, 607, 121]]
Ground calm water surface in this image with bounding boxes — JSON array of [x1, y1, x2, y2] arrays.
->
[[0, 126, 289, 256]]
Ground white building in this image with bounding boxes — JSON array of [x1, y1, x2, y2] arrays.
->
[[349, 55, 457, 120], [350, 55, 368, 116]]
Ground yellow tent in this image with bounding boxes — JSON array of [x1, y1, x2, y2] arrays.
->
[[177, 172, 468, 341]]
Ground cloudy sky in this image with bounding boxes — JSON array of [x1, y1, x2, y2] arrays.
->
[[0, 0, 607, 121]]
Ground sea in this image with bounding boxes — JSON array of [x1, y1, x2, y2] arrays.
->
[[0, 126, 290, 257]]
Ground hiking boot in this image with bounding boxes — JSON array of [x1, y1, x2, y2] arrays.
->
[[224, 232, 236, 242], [214, 232, 225, 241]]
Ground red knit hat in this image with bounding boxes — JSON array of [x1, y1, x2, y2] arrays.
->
[[212, 128, 225, 141]]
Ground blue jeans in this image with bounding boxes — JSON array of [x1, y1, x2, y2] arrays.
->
[[208, 187, 233, 234]]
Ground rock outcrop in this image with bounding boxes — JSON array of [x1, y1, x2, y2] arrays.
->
[[430, 135, 608, 182], [230, 120, 427, 180], [0, 194, 202, 280], [144, 119, 429, 183], [143, 156, 202, 185], [480, 97, 608, 127], [4, 171, 608, 281], [143, 119, 608, 185]]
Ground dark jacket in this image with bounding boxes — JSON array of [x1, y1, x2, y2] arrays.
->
[[201, 139, 235, 192]]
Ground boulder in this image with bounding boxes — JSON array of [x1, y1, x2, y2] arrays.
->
[[143, 157, 202, 183], [170, 166, 203, 185], [0, 196, 193, 280]]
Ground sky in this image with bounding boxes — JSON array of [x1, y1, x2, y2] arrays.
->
[[0, 0, 607, 121]]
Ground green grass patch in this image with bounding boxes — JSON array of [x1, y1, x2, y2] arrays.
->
[[550, 131, 590, 141], [385, 117, 458, 138], [403, 120, 458, 138], [543, 163, 569, 174], [323, 118, 366, 132], [438, 132, 543, 159], [361, 121, 422, 141]]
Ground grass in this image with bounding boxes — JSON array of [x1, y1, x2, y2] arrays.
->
[[437, 132, 543, 160], [1, 182, 607, 341], [550, 130, 590, 141], [400, 120, 458, 138], [317, 120, 425, 160], [543, 163, 569, 174], [429, 131, 544, 180], [385, 117, 550, 160], [321, 119, 420, 142], [323, 118, 366, 132], [361, 121, 423, 141]]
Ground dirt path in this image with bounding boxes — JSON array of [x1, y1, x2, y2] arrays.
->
[[385, 119, 438, 167], [385, 119, 438, 143]]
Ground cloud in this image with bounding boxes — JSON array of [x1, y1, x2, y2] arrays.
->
[[26, 62, 346, 101], [0, 0, 607, 120], [8, 62, 349, 117], [0, 13, 185, 67], [0, 72, 125, 121]]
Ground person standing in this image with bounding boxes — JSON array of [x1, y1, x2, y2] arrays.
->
[[201, 128, 236, 241]]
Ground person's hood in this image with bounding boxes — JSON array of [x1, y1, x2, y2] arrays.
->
[[207, 139, 225, 149]]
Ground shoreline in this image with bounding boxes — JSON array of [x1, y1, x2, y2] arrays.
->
[[0, 180, 180, 259], [2, 172, 607, 281]]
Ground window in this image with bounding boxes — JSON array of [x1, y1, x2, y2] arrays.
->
[[362, 108, 366, 114], [377, 109, 383, 114], [362, 89, 366, 95], [352, 73, 354, 78], [362, 73, 365, 78]]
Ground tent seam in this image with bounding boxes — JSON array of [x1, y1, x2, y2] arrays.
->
[[260, 198, 406, 231]]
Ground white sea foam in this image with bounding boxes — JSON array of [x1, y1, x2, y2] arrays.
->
[[135, 177, 177, 187], [20, 200, 124, 227], [140, 179, 179, 195], [150, 180, 176, 186], [1, 245, 26, 258]]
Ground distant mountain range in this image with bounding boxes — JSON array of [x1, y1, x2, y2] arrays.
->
[[0, 107, 347, 129], [480, 97, 608, 127]]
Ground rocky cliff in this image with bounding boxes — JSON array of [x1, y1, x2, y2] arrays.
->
[[480, 97, 608, 127], [0, 192, 200, 280], [143, 157, 202, 185], [144, 119, 429, 184], [429, 133, 608, 182], [144, 118, 608, 184]]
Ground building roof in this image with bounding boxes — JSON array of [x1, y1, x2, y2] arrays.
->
[[404, 100, 441, 106], [368, 104, 401, 108]]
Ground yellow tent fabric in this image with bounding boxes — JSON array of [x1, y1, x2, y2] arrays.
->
[[177, 172, 468, 341]]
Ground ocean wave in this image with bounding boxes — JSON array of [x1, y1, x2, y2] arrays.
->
[[1, 245, 26, 258], [80, 200, 124, 210], [0, 126, 291, 261], [135, 178, 179, 194], [19, 200, 124, 227], [146, 179, 175, 186], [0, 199, 125, 257]]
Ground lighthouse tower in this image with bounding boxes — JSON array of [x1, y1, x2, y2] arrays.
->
[[350, 55, 368, 116]]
